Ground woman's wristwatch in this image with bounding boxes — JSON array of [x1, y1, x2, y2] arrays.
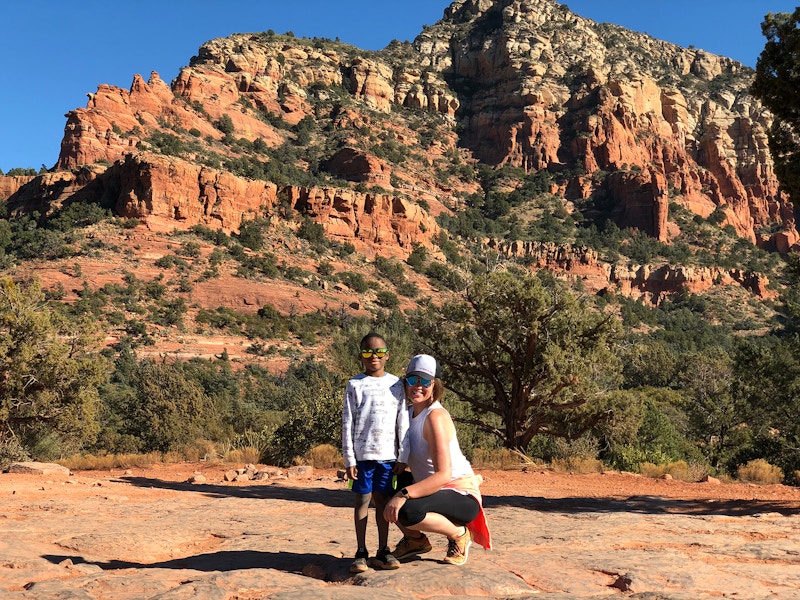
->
[[398, 487, 410, 499]]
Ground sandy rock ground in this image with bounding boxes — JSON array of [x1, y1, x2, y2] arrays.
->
[[2, 462, 800, 599]]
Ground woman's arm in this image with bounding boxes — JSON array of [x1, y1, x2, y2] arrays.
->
[[384, 407, 455, 523]]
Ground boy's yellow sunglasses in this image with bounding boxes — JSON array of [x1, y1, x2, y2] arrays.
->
[[360, 347, 388, 358]]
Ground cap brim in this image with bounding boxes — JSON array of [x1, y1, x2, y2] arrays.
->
[[407, 371, 434, 378]]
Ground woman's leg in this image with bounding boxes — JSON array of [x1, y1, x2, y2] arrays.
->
[[404, 510, 462, 539], [399, 490, 480, 532]]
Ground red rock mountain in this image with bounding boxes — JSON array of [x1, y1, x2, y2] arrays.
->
[[2, 0, 798, 306]]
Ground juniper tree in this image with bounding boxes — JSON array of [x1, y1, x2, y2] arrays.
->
[[410, 269, 623, 452]]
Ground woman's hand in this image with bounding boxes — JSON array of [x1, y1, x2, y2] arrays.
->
[[383, 494, 406, 523]]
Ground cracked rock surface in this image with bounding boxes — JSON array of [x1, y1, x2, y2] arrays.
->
[[2, 463, 800, 598]]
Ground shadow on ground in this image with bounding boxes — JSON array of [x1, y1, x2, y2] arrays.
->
[[118, 476, 800, 517], [118, 475, 352, 508], [42, 550, 346, 578], [485, 494, 800, 516]]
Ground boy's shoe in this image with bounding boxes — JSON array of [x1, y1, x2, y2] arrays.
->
[[393, 533, 432, 560], [372, 547, 401, 570], [349, 549, 369, 573], [443, 527, 472, 566]]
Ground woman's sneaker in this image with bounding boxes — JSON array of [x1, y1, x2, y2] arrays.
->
[[372, 547, 401, 570], [392, 534, 432, 560], [443, 527, 472, 566], [349, 548, 369, 573]]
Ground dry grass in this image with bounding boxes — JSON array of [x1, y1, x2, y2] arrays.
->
[[58, 439, 249, 471], [59, 452, 165, 471], [551, 456, 605, 474], [737, 459, 784, 484], [178, 439, 220, 462], [471, 448, 540, 470], [301, 444, 344, 469], [223, 446, 262, 465], [639, 460, 709, 482]]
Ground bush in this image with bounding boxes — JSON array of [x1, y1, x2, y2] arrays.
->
[[374, 255, 405, 284], [376, 290, 399, 308], [737, 459, 783, 484], [396, 281, 418, 298], [638, 460, 708, 482], [302, 444, 344, 468], [223, 446, 262, 464], [471, 447, 534, 470], [338, 271, 369, 293]]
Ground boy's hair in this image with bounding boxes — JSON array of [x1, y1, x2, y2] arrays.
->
[[360, 331, 387, 348]]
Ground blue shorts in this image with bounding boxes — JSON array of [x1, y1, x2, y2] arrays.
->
[[351, 460, 395, 495]]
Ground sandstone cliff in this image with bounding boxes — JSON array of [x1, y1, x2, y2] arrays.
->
[[1, 0, 798, 305]]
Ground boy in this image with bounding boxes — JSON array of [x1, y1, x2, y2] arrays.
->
[[341, 332, 409, 572]]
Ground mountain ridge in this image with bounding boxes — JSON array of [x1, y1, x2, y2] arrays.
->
[[0, 0, 795, 348]]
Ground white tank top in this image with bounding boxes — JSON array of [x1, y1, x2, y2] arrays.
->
[[406, 401, 474, 483]]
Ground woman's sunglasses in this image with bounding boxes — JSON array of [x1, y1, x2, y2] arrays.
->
[[360, 348, 388, 358], [405, 375, 433, 387]]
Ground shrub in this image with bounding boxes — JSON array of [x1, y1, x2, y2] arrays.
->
[[223, 446, 262, 464], [214, 114, 235, 135], [297, 217, 327, 245], [302, 444, 344, 468], [737, 459, 783, 484], [376, 290, 399, 308], [374, 255, 405, 284], [406, 244, 428, 270], [638, 460, 708, 482], [551, 456, 605, 474], [471, 448, 532, 470], [267, 390, 341, 466], [396, 281, 418, 298], [317, 261, 334, 277], [338, 271, 369, 293]]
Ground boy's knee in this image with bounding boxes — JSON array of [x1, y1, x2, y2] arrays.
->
[[371, 491, 389, 506]]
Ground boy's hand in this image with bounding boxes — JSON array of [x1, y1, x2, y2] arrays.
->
[[392, 462, 407, 474], [346, 465, 358, 481]]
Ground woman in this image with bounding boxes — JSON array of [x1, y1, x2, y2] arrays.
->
[[384, 354, 491, 566]]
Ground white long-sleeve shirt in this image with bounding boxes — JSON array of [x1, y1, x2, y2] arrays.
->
[[341, 373, 409, 468]]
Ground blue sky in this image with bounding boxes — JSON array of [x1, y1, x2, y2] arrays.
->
[[0, 0, 796, 173]]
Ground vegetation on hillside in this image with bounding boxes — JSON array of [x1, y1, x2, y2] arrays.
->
[[0, 221, 798, 483], [2, 13, 800, 486]]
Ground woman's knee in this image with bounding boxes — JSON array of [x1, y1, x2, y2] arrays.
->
[[398, 503, 424, 527]]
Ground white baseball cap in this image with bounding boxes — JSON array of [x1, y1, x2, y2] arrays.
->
[[406, 354, 437, 379]]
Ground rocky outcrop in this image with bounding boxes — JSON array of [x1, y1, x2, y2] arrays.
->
[[3, 0, 799, 291], [486, 238, 777, 303], [4, 153, 438, 251], [325, 148, 391, 186], [416, 0, 799, 251], [0, 175, 35, 200]]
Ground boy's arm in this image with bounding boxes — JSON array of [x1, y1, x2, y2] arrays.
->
[[341, 382, 357, 468]]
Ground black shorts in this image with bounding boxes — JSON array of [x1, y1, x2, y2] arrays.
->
[[398, 489, 480, 527]]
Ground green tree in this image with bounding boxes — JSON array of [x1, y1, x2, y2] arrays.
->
[[751, 8, 800, 205], [677, 349, 744, 468], [0, 278, 106, 465], [733, 337, 800, 477], [411, 270, 624, 451], [121, 359, 222, 452]]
